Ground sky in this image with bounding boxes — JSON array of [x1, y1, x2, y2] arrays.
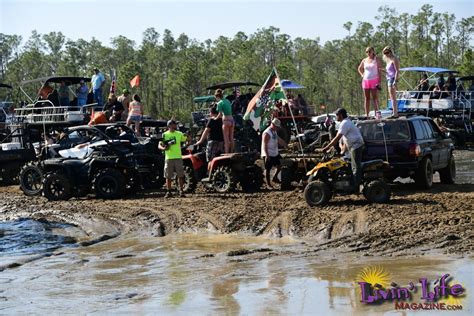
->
[[0, 0, 473, 46]]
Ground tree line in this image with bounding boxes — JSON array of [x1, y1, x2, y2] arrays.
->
[[0, 4, 472, 120]]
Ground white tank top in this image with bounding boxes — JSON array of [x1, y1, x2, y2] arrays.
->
[[261, 126, 279, 157], [363, 58, 378, 80]]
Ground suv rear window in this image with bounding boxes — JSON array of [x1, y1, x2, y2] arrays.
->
[[359, 121, 410, 141]]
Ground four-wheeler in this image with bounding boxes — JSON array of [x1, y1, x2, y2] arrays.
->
[[358, 115, 456, 189], [20, 125, 165, 200], [181, 146, 263, 193], [304, 151, 392, 206]]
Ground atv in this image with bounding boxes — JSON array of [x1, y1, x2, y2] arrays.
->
[[303, 151, 391, 206], [181, 146, 263, 193]]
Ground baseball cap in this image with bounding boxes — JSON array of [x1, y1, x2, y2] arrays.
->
[[271, 118, 281, 128], [122, 89, 130, 94], [167, 119, 177, 126]]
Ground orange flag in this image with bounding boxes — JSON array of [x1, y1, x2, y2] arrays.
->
[[130, 75, 140, 88]]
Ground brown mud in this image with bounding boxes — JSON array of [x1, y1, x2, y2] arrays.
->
[[0, 150, 473, 258]]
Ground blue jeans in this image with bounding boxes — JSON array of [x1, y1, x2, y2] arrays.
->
[[93, 88, 103, 107], [77, 98, 87, 107]]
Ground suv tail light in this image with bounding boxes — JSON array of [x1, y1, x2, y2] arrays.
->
[[409, 143, 421, 157]]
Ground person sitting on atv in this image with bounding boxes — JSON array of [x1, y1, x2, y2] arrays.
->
[[195, 106, 224, 161], [159, 120, 188, 198], [261, 118, 287, 188], [319, 108, 365, 192]]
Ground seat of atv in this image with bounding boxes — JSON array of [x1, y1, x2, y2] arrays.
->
[[361, 159, 384, 169]]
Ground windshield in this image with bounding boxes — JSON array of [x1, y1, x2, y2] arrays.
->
[[359, 121, 410, 141]]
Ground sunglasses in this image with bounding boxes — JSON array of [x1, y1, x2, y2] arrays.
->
[[383, 51, 391, 54]]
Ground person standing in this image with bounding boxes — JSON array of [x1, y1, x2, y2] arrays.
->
[[195, 106, 224, 161], [76, 80, 89, 107], [214, 89, 234, 153], [159, 120, 187, 198], [58, 80, 70, 107], [320, 108, 365, 192], [358, 47, 382, 117], [261, 118, 287, 188], [91, 67, 106, 107], [117, 89, 131, 120], [382, 46, 400, 117], [126, 94, 144, 136]]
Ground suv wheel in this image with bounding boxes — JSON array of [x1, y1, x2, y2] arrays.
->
[[439, 153, 456, 184], [42, 171, 72, 201], [415, 157, 433, 189], [93, 168, 125, 199], [20, 162, 43, 196]]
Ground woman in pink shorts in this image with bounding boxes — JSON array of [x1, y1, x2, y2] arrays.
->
[[358, 46, 381, 117]]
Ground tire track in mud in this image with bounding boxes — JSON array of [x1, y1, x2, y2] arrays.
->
[[259, 211, 294, 237]]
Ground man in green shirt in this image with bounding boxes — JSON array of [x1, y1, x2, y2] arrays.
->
[[159, 120, 187, 197]]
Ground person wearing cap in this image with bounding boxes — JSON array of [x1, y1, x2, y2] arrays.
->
[[76, 79, 89, 107], [91, 67, 106, 107], [118, 89, 131, 120], [320, 108, 365, 192], [261, 118, 287, 188], [126, 94, 143, 136], [159, 120, 187, 198]]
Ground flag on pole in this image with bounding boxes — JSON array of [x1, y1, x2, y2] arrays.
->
[[109, 69, 116, 94], [243, 68, 287, 131], [130, 75, 140, 88]]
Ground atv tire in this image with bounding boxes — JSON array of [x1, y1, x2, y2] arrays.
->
[[212, 165, 236, 193], [414, 157, 433, 189], [42, 171, 72, 201], [182, 165, 197, 193], [93, 168, 125, 199], [439, 153, 456, 184], [240, 166, 263, 193], [304, 181, 331, 206], [20, 162, 43, 196], [363, 180, 391, 203]]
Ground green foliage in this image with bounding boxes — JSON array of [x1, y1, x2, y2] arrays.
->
[[0, 5, 472, 121]]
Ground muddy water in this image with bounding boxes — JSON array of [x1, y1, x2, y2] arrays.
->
[[1, 233, 472, 314]]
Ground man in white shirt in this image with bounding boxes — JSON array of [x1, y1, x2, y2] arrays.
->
[[261, 118, 287, 188], [91, 67, 106, 107], [320, 108, 365, 191]]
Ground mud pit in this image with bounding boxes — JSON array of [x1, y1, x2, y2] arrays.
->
[[0, 150, 473, 258]]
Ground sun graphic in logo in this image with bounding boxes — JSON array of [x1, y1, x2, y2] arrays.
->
[[357, 266, 391, 288], [439, 280, 466, 306]]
